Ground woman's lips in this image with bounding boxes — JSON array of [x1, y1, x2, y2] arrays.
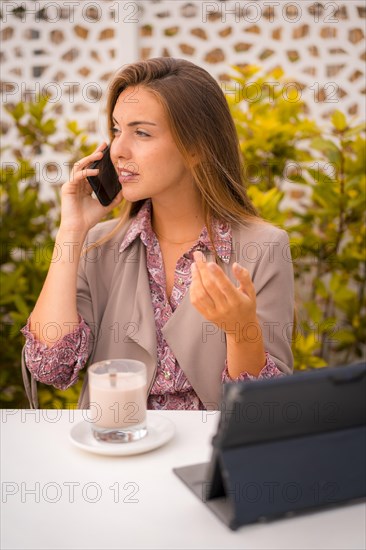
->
[[118, 170, 139, 184]]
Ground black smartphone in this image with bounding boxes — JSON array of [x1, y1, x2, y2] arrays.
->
[[86, 145, 121, 206]]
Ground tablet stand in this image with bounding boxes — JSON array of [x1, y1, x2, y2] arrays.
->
[[174, 425, 366, 530], [174, 361, 366, 530]]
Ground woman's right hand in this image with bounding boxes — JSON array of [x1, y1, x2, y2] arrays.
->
[[59, 142, 123, 234]]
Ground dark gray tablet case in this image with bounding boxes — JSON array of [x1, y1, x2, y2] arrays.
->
[[173, 362, 366, 530]]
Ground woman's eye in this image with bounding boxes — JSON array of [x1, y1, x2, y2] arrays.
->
[[110, 127, 149, 137]]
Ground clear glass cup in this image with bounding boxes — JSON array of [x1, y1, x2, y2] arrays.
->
[[88, 359, 147, 443]]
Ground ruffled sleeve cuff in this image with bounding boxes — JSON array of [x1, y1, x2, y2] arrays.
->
[[222, 352, 284, 382], [20, 315, 91, 390]]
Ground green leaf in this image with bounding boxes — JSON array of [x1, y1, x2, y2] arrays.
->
[[10, 103, 26, 121], [304, 302, 323, 324], [311, 137, 340, 160], [343, 123, 366, 138], [331, 110, 347, 131], [66, 120, 80, 135], [43, 119, 57, 135]]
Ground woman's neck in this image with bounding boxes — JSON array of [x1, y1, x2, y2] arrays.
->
[[151, 198, 205, 244]]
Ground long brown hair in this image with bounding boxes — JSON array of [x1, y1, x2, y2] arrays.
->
[[95, 57, 259, 249]]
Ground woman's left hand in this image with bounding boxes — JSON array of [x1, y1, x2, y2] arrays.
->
[[190, 250, 258, 340]]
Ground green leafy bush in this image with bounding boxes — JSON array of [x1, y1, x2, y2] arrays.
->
[[228, 65, 366, 369], [0, 96, 97, 407], [1, 66, 365, 408]]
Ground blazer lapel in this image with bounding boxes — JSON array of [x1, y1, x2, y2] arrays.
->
[[122, 240, 157, 362]]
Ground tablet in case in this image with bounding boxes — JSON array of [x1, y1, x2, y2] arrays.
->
[[173, 361, 366, 530]]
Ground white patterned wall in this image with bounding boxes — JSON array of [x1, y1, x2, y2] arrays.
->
[[139, 0, 365, 121], [1, 0, 365, 198]]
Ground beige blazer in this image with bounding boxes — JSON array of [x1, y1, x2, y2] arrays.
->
[[76, 217, 294, 409]]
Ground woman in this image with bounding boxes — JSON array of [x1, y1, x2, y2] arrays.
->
[[21, 57, 294, 410]]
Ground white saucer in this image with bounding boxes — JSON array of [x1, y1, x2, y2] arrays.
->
[[69, 414, 175, 456]]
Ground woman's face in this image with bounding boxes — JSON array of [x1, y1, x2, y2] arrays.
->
[[110, 86, 194, 204]]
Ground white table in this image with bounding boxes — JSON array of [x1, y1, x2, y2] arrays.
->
[[1, 410, 365, 550]]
